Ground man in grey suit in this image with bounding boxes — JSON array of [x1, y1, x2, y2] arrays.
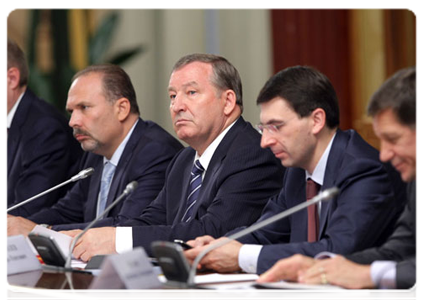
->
[[257, 66, 416, 289]]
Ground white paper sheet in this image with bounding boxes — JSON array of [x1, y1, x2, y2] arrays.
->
[[201, 281, 370, 299], [30, 225, 87, 268], [31, 225, 72, 257], [195, 273, 259, 284]]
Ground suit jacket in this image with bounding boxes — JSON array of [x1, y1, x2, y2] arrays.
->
[[235, 129, 407, 274], [29, 118, 184, 230], [123, 117, 286, 255], [346, 181, 416, 289], [8, 88, 83, 217]]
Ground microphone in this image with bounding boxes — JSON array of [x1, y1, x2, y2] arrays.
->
[[64, 181, 138, 269], [187, 186, 339, 286], [7, 167, 95, 213]]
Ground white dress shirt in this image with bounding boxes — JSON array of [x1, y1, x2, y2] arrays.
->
[[7, 91, 25, 129]]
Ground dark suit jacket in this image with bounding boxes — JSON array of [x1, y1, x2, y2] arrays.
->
[[29, 118, 184, 230], [8, 88, 82, 217], [123, 117, 286, 255], [234, 129, 407, 274], [346, 181, 416, 289]]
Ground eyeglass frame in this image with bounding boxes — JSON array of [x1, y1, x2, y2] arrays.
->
[[255, 122, 285, 134]]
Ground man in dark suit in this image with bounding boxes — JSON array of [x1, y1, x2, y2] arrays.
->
[[7, 64, 183, 234], [66, 54, 285, 261], [7, 39, 82, 217], [185, 66, 406, 275], [258, 67, 415, 289]]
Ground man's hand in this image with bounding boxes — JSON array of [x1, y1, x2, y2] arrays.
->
[[7, 215, 37, 237], [298, 255, 374, 289], [60, 229, 83, 238], [257, 254, 316, 283], [184, 237, 243, 273], [67, 227, 117, 262], [186, 235, 216, 248]]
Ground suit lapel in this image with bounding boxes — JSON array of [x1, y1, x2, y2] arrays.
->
[[289, 169, 308, 241], [103, 119, 146, 214], [7, 92, 31, 173], [7, 129, 20, 173], [86, 158, 103, 220], [318, 129, 347, 239], [173, 154, 196, 224]]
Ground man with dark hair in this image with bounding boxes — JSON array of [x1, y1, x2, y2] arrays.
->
[[63, 53, 285, 261], [8, 64, 183, 234], [7, 38, 82, 217], [257, 67, 416, 289], [185, 65, 406, 276]]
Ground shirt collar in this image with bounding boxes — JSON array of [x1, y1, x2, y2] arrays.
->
[[194, 118, 239, 172], [305, 132, 337, 186], [103, 119, 139, 167], [7, 90, 25, 129]]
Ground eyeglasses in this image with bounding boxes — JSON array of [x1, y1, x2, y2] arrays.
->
[[256, 122, 284, 134]]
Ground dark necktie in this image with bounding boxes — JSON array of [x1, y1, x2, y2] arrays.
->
[[306, 179, 320, 242], [181, 160, 204, 222]]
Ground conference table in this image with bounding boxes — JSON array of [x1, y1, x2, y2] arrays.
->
[[5, 270, 420, 300]]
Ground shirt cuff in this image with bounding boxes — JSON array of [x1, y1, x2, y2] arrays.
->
[[238, 244, 263, 274], [115, 226, 133, 254], [370, 261, 397, 289]]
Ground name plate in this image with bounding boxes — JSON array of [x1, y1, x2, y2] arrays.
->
[[7, 235, 42, 275], [90, 247, 162, 289]]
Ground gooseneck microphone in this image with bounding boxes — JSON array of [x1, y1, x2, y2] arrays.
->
[[187, 186, 340, 286], [7, 167, 95, 213], [64, 181, 138, 269]]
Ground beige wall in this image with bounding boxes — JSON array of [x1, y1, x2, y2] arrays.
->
[[8, 9, 273, 139]]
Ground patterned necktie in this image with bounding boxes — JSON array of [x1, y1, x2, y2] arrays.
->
[[181, 160, 205, 222], [306, 179, 321, 242], [97, 161, 116, 217]]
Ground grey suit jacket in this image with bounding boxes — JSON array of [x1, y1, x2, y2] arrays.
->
[[347, 181, 416, 289]]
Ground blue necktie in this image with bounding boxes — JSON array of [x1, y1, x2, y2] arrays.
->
[[181, 160, 204, 222], [97, 161, 116, 217]]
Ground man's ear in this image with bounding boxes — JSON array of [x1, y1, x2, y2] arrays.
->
[[222, 89, 237, 116], [115, 97, 131, 121], [311, 108, 326, 134], [7, 67, 21, 90]]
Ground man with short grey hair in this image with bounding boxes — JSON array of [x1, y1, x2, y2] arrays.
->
[[63, 53, 286, 262]]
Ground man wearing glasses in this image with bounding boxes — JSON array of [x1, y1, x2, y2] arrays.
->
[[185, 66, 407, 276]]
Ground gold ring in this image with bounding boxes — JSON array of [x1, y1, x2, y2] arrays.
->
[[320, 272, 328, 285], [319, 267, 325, 274]]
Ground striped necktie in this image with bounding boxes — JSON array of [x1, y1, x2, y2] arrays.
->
[[181, 160, 204, 222]]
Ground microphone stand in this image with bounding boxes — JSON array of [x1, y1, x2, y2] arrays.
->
[[187, 186, 339, 287], [64, 181, 138, 270], [7, 168, 95, 213]]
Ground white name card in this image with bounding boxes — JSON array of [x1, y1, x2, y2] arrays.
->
[[89, 247, 162, 289], [7, 235, 42, 275]]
